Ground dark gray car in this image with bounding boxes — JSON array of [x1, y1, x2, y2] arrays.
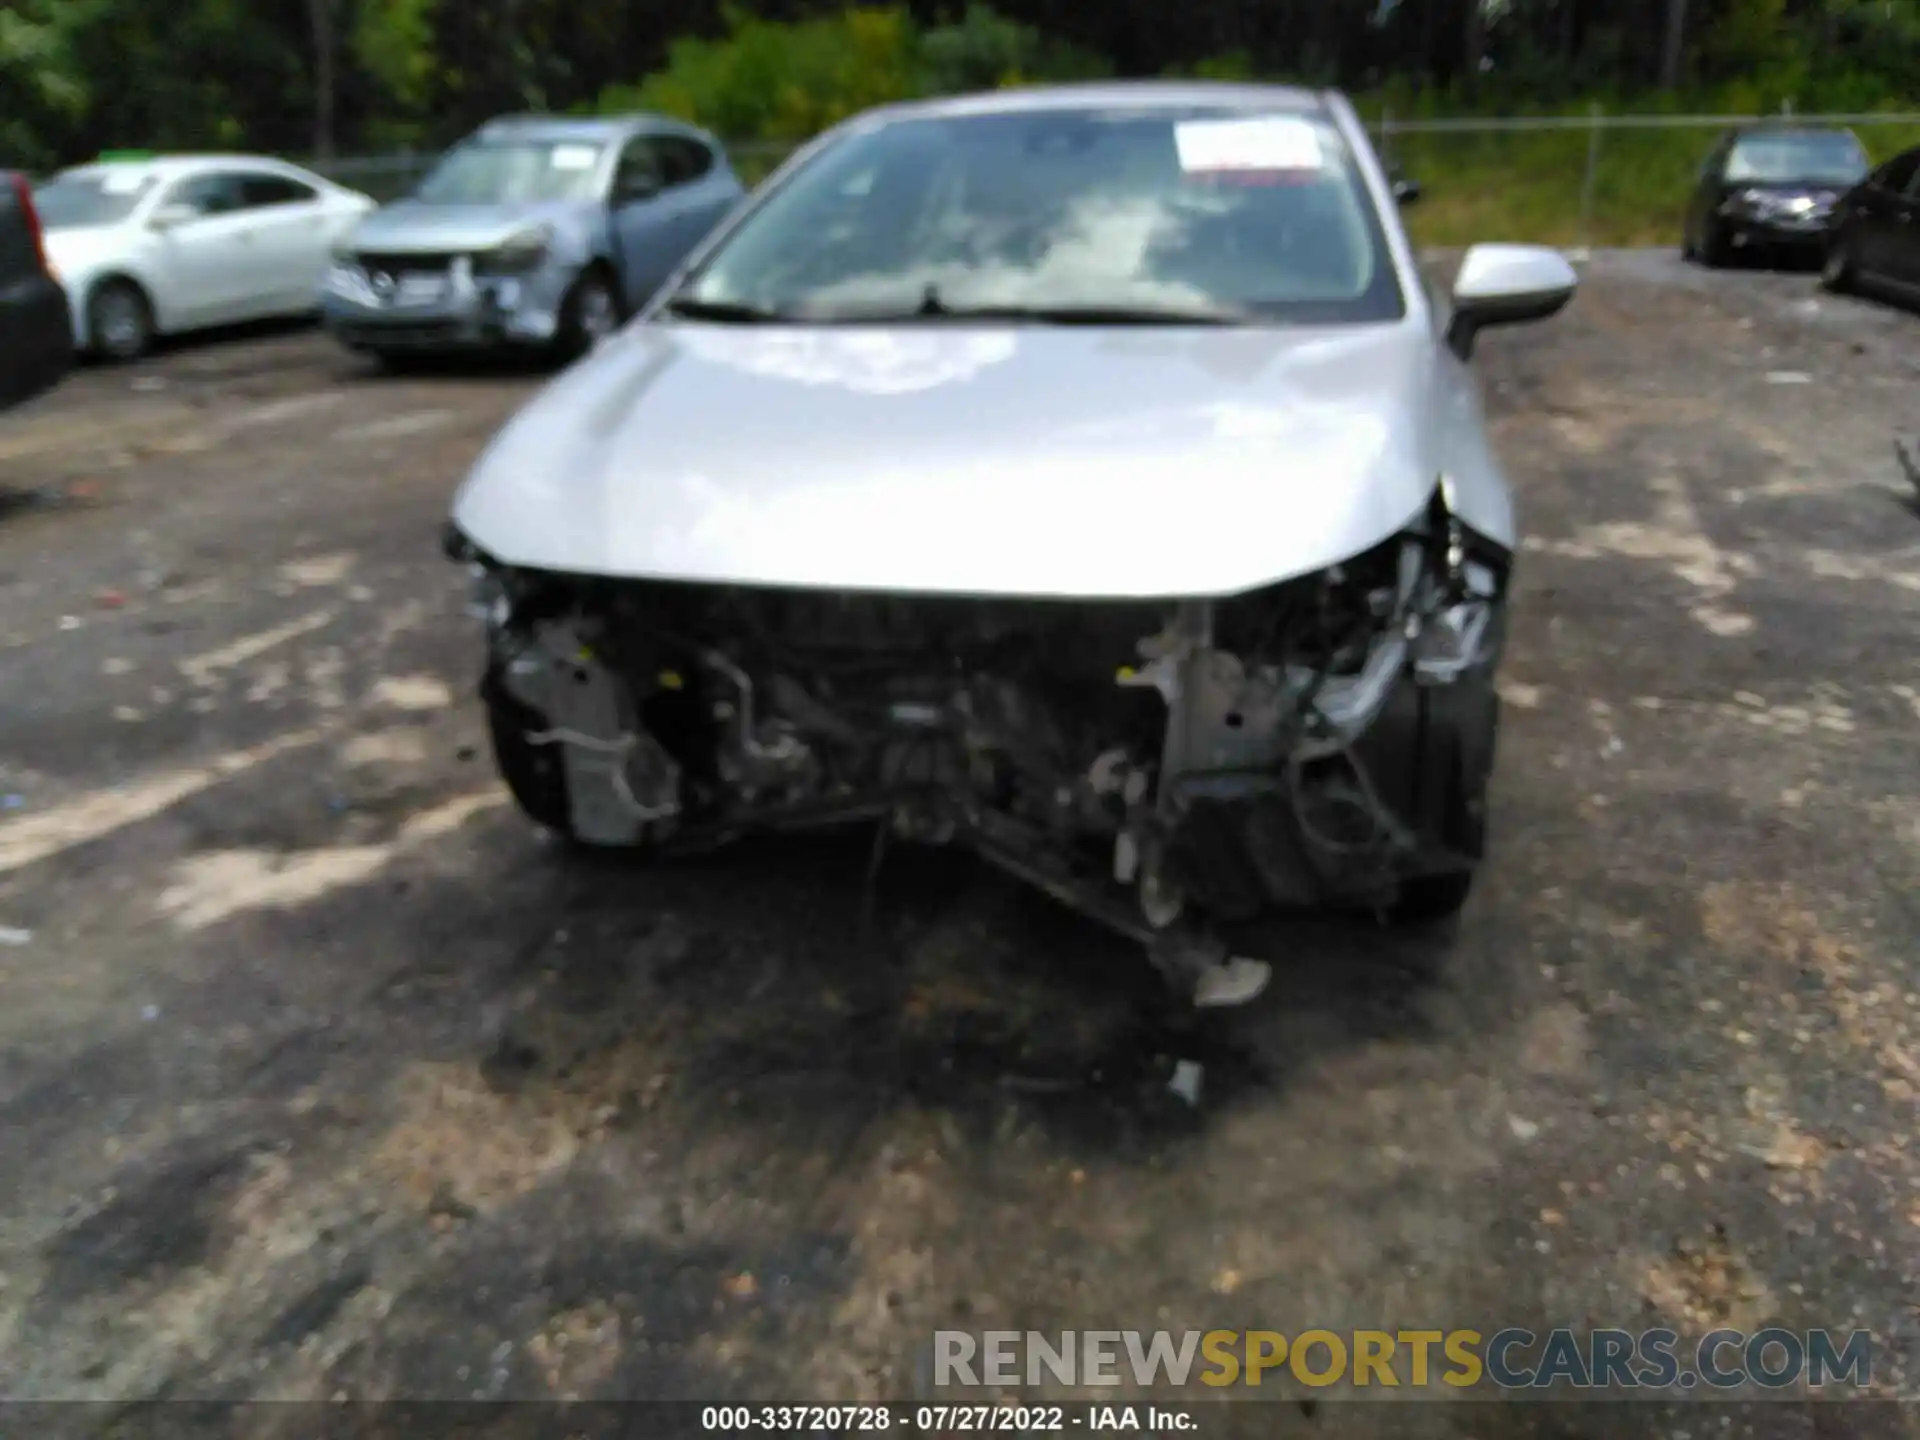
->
[[1821, 143, 1920, 303], [320, 114, 744, 363]]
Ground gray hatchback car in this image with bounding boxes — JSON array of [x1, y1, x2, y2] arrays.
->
[[321, 113, 743, 363]]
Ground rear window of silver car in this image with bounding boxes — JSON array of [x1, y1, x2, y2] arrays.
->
[[682, 106, 1406, 324], [34, 170, 157, 229]]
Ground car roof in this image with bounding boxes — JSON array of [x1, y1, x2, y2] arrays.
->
[[471, 113, 714, 144], [1728, 122, 1858, 139], [854, 81, 1329, 126], [55, 154, 328, 183]]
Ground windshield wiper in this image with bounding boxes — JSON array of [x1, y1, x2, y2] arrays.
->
[[927, 301, 1250, 326], [660, 296, 790, 324], [870, 286, 1249, 326]]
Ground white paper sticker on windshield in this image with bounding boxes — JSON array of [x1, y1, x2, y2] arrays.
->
[[100, 168, 149, 194], [550, 145, 598, 171], [1174, 118, 1325, 174]]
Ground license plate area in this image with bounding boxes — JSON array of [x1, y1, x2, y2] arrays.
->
[[393, 273, 448, 306]]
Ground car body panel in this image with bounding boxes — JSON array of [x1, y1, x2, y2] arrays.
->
[[1867, 153, 1920, 288], [0, 173, 73, 411], [38, 156, 374, 350], [1827, 145, 1920, 301], [610, 139, 744, 309], [1898, 169, 1920, 290], [345, 195, 593, 256], [152, 200, 272, 326], [455, 317, 1473, 598], [319, 114, 744, 354], [454, 85, 1527, 596]]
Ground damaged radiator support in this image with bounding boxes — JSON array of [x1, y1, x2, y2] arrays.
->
[[475, 513, 1509, 1008]]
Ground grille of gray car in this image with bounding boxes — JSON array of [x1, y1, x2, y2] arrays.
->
[[355, 252, 460, 279]]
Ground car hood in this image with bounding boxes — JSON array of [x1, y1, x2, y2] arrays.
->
[[345, 198, 583, 255], [42, 224, 134, 277], [451, 321, 1445, 599]]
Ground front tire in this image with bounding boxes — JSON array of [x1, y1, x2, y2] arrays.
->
[[87, 279, 155, 362], [1821, 228, 1858, 293], [556, 268, 621, 363], [371, 351, 433, 376], [1698, 220, 1730, 269], [1391, 869, 1476, 923], [1387, 674, 1499, 926]]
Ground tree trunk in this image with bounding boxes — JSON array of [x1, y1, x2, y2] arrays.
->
[[1659, 0, 1687, 89], [1463, 0, 1484, 79], [309, 0, 335, 158]]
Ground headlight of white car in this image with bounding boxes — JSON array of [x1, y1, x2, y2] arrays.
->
[[476, 226, 552, 274]]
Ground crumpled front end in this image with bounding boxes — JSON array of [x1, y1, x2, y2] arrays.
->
[[320, 245, 576, 352], [448, 479, 1509, 1007]]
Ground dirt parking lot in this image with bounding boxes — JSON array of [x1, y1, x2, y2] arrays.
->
[[0, 253, 1916, 1437]]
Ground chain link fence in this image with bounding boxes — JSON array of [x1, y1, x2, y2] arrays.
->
[[1371, 108, 1920, 250], [306, 111, 1920, 252]]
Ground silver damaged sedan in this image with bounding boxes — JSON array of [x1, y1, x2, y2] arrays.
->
[[444, 83, 1578, 1008]]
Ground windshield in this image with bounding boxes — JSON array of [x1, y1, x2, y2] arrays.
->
[[34, 171, 157, 229], [414, 139, 606, 204], [1725, 131, 1867, 185], [676, 107, 1404, 324]]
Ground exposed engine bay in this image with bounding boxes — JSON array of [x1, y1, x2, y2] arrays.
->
[[448, 484, 1510, 1008]]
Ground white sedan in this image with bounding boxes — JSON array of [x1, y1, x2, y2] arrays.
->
[[34, 155, 375, 360]]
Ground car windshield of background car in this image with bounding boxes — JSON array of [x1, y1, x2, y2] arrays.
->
[[415, 140, 606, 205], [1725, 133, 1867, 185]]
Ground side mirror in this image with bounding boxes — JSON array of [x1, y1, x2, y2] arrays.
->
[[149, 202, 198, 231], [1392, 177, 1423, 206], [1446, 242, 1577, 360]]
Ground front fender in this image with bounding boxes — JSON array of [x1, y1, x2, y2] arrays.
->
[[1433, 354, 1517, 552]]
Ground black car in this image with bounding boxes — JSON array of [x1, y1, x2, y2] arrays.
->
[[1821, 143, 1920, 304], [1682, 125, 1870, 268], [0, 171, 73, 413]]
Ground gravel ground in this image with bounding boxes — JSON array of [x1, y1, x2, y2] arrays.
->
[[0, 252, 1915, 1438]]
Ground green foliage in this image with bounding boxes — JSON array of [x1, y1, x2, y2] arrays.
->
[[596, 6, 920, 143], [0, 0, 107, 171], [1189, 51, 1259, 82], [1376, 110, 1920, 249], [590, 4, 1111, 142], [355, 0, 441, 117], [1699, 0, 1796, 82], [6, 0, 1920, 214], [918, 5, 1110, 94]]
